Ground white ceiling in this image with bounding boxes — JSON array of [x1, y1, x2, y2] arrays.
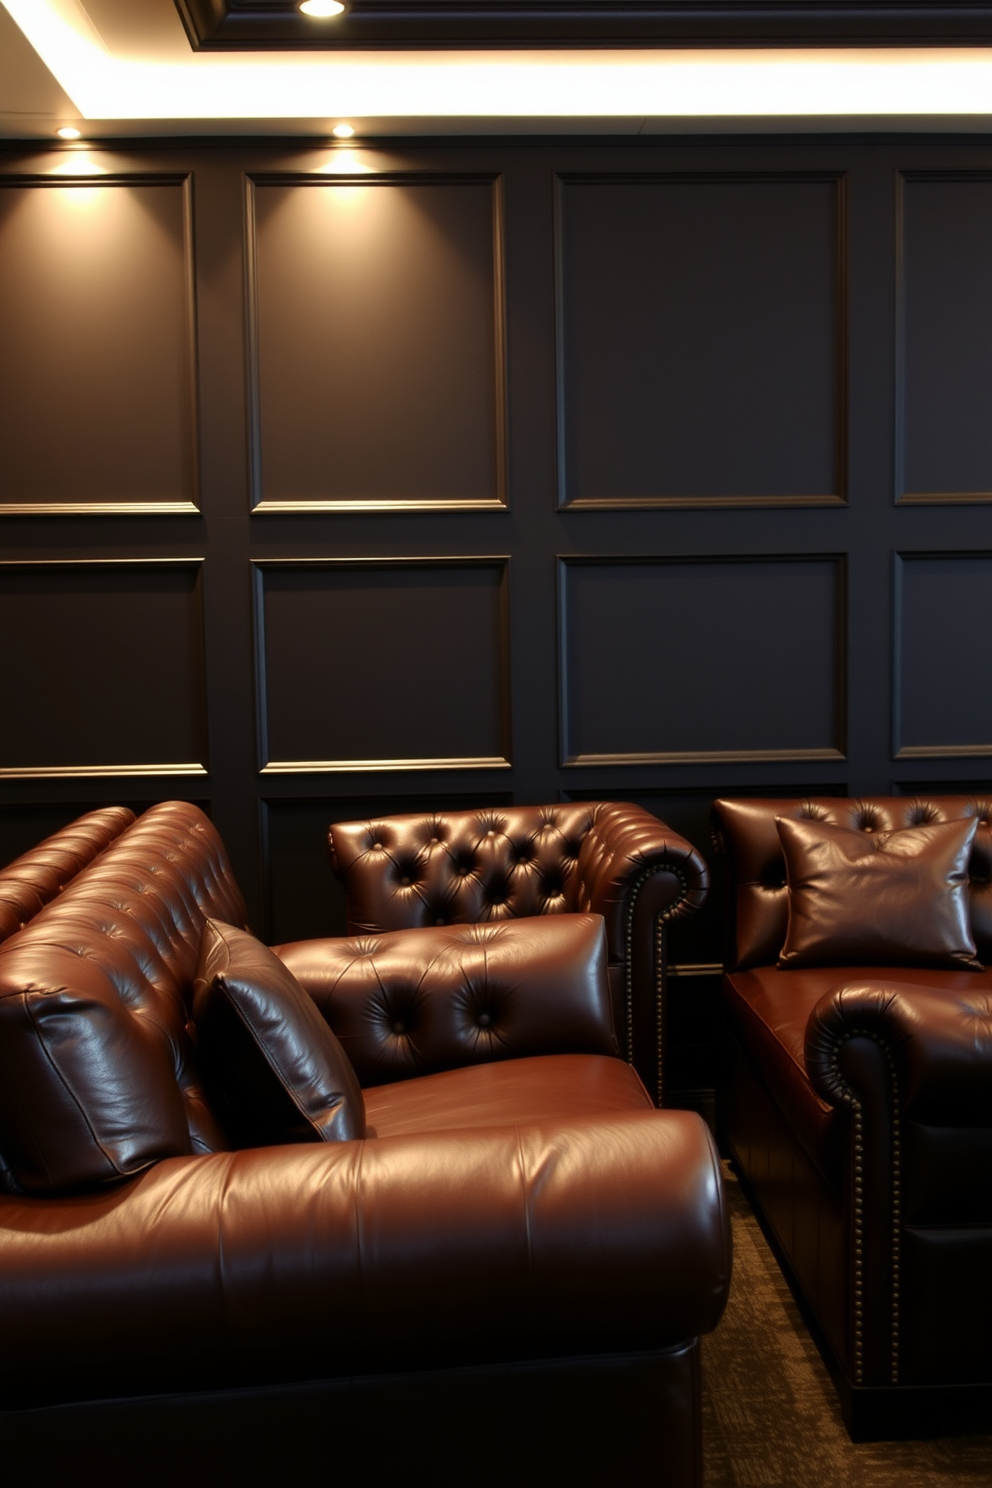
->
[[4, 0, 992, 141]]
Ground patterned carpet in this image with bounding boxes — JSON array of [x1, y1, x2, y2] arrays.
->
[[700, 1167, 992, 1487]]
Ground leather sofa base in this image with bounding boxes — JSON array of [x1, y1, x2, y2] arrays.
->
[[721, 1030, 992, 1442], [2, 1344, 703, 1488]]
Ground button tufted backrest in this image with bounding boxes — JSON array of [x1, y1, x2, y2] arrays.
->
[[0, 800, 248, 1173], [713, 796, 992, 970], [328, 801, 698, 959], [330, 804, 608, 933], [0, 806, 136, 943]]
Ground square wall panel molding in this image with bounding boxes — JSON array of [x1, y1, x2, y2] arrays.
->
[[252, 557, 512, 773], [0, 176, 198, 517], [897, 173, 992, 506], [555, 172, 846, 510], [893, 552, 992, 760], [0, 559, 209, 780], [558, 554, 847, 767], [245, 174, 506, 513]]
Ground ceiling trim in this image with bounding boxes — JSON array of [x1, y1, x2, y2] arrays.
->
[[175, 1, 992, 52]]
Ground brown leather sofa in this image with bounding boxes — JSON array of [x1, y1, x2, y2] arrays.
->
[[0, 804, 134, 941], [713, 794, 992, 1440], [329, 801, 709, 1105], [0, 800, 729, 1486]]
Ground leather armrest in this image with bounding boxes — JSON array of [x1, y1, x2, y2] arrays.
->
[[0, 1110, 729, 1410], [805, 980, 992, 1124], [0, 806, 135, 942], [567, 805, 709, 961], [273, 914, 618, 1086]]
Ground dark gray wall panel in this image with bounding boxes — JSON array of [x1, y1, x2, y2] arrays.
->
[[560, 557, 845, 763], [255, 559, 511, 770], [895, 554, 992, 756], [896, 779, 992, 798], [556, 174, 845, 507], [898, 175, 992, 503], [0, 178, 197, 514], [248, 176, 505, 510], [0, 562, 207, 776]]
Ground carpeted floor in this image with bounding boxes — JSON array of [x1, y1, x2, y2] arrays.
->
[[700, 1166, 992, 1487]]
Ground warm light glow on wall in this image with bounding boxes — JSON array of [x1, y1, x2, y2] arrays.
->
[[332, 123, 355, 138], [6, 0, 992, 122], [56, 125, 82, 139], [317, 149, 373, 173], [48, 158, 107, 177]]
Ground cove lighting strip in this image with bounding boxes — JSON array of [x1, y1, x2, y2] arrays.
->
[[6, 0, 992, 120]]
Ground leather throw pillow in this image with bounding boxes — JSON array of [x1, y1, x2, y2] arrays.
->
[[193, 919, 366, 1146], [776, 815, 982, 970]]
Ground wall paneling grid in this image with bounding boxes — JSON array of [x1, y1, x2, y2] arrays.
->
[[2, 134, 991, 1104]]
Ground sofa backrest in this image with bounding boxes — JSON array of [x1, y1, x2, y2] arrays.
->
[[0, 801, 248, 1192], [713, 795, 992, 971], [330, 801, 664, 945], [0, 806, 136, 942]]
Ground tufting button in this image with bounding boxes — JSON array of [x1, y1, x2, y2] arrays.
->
[[391, 1020, 406, 1036], [478, 1011, 492, 1028]]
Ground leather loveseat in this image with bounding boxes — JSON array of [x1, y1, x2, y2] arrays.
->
[[329, 801, 709, 1105], [714, 794, 992, 1440], [0, 799, 729, 1486]]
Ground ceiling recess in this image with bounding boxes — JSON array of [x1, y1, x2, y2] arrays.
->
[[174, 1, 992, 50]]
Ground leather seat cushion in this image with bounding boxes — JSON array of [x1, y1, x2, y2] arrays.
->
[[364, 1053, 652, 1139]]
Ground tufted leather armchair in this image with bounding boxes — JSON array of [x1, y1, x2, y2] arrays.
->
[[714, 794, 992, 1439], [329, 801, 709, 1104]]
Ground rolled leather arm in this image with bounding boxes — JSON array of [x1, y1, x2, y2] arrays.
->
[[805, 980, 992, 1123], [0, 1110, 730, 1411], [566, 804, 709, 961], [0, 806, 135, 942], [274, 914, 619, 1087]]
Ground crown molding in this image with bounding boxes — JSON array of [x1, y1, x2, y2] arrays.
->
[[174, 1, 992, 51]]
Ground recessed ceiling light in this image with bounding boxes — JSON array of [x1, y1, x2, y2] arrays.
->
[[300, 1, 347, 16], [332, 123, 355, 138], [56, 126, 82, 140]]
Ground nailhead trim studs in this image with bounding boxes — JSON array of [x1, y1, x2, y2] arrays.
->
[[828, 1027, 901, 1386]]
